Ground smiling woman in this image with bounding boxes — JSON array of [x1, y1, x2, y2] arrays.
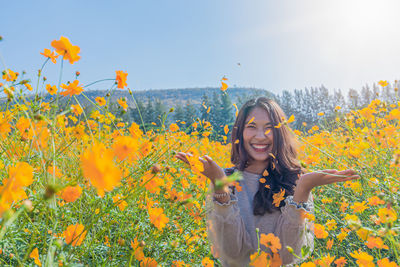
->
[[176, 97, 360, 266]]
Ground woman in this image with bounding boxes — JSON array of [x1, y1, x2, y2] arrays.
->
[[176, 97, 359, 266]]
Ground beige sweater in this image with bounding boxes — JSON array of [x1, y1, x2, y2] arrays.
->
[[206, 170, 314, 266]]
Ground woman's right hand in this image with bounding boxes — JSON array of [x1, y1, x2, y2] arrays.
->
[[175, 152, 226, 187]]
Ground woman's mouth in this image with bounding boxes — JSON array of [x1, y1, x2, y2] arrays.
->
[[251, 144, 270, 153]]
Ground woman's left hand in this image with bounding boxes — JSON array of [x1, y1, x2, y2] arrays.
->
[[292, 169, 360, 211], [297, 169, 360, 193]]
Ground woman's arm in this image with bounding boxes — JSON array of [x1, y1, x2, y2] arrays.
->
[[175, 153, 255, 261], [274, 169, 360, 264], [273, 193, 314, 265], [206, 185, 255, 261]]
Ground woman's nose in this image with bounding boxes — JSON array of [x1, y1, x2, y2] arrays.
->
[[255, 128, 268, 139]]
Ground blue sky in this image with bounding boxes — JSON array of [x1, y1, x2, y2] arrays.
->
[[2, 0, 400, 94]]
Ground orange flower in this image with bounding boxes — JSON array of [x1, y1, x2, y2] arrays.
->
[[2, 69, 18, 82], [63, 223, 87, 246], [15, 116, 31, 138], [45, 84, 57, 95], [220, 81, 228, 91], [334, 257, 347, 267], [326, 239, 333, 250], [142, 171, 165, 194], [378, 80, 388, 87], [286, 114, 295, 123], [223, 124, 229, 135], [25, 83, 33, 91], [112, 135, 139, 161], [29, 248, 42, 266], [365, 236, 389, 249], [40, 48, 59, 63], [186, 152, 204, 174], [351, 201, 368, 213], [270, 253, 282, 267], [259, 233, 281, 253], [0, 162, 34, 212], [272, 188, 285, 207], [60, 80, 84, 96], [95, 97, 106, 106], [81, 142, 122, 197], [313, 223, 328, 239], [340, 202, 349, 213], [131, 238, 145, 260], [129, 122, 143, 139], [249, 251, 270, 267], [325, 219, 337, 231], [71, 104, 83, 116], [115, 70, 128, 89], [232, 181, 242, 192], [60, 185, 82, 203], [377, 258, 399, 267], [148, 207, 169, 231], [377, 207, 397, 223], [202, 257, 214, 267], [350, 250, 374, 267], [117, 98, 128, 111], [300, 262, 316, 267], [51, 36, 81, 64], [169, 123, 179, 132], [368, 196, 385, 206], [112, 194, 128, 211], [140, 258, 158, 267], [318, 253, 335, 267]]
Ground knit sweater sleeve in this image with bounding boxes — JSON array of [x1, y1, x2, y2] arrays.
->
[[273, 193, 315, 265], [206, 191, 254, 262]]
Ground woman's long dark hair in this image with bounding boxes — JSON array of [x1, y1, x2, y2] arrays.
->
[[230, 97, 303, 215]]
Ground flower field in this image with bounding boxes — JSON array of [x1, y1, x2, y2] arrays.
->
[[0, 37, 399, 266]]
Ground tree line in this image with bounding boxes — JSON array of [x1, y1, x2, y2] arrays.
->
[[105, 81, 398, 141]]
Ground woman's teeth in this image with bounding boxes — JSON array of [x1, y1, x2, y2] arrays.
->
[[251, 144, 269, 151]]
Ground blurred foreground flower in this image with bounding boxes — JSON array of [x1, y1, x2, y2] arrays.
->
[[81, 142, 122, 197]]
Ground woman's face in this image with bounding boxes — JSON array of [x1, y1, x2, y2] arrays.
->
[[242, 107, 274, 166]]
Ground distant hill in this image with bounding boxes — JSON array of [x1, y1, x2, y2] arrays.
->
[[74, 87, 275, 108]]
